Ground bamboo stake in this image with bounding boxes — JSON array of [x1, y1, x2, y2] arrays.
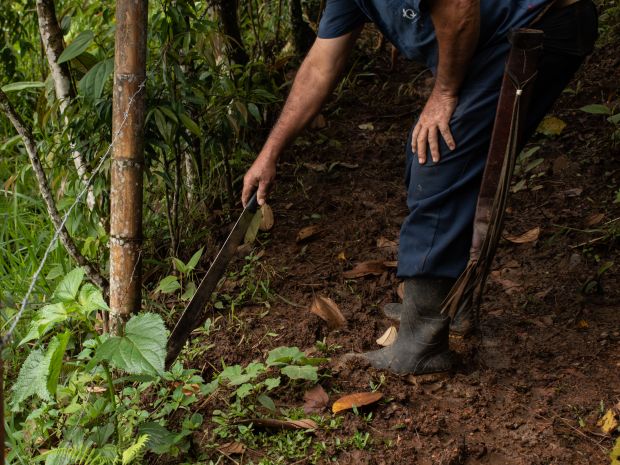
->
[[110, 0, 148, 331]]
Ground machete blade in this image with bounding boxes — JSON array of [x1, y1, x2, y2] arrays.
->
[[166, 193, 259, 367]]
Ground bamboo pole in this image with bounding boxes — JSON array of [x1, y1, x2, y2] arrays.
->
[[110, 0, 148, 331]]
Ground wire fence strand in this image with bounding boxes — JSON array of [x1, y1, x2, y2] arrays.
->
[[1, 80, 146, 346]]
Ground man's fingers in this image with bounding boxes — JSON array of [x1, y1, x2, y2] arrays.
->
[[439, 124, 456, 151], [417, 127, 428, 164], [256, 181, 269, 206], [411, 124, 421, 153], [242, 177, 257, 207], [428, 126, 440, 163]]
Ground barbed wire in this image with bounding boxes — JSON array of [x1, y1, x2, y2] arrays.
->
[[1, 79, 147, 346]]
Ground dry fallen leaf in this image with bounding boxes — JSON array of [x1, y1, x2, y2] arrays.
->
[[310, 113, 327, 129], [397, 282, 405, 300], [310, 296, 346, 329], [376, 237, 398, 255], [303, 162, 327, 172], [358, 122, 374, 131], [504, 226, 540, 244], [218, 442, 246, 455], [598, 409, 619, 435], [343, 260, 386, 279], [376, 326, 397, 346], [577, 319, 589, 329], [537, 115, 566, 136], [238, 418, 318, 431], [383, 260, 398, 268], [585, 212, 604, 226], [490, 270, 522, 295], [86, 386, 107, 394], [303, 385, 329, 414], [332, 392, 383, 414], [337, 251, 346, 261], [259, 203, 274, 231], [297, 225, 320, 242], [182, 383, 201, 396]]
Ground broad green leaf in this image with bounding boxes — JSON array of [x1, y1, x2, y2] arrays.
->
[[58, 30, 94, 63], [266, 346, 305, 366], [96, 313, 168, 376], [580, 104, 611, 115], [1, 81, 45, 93], [179, 112, 201, 137], [11, 349, 51, 407], [244, 210, 262, 244], [608, 113, 620, 125], [180, 281, 196, 301], [281, 365, 318, 381], [221, 362, 265, 386], [155, 275, 181, 294], [78, 283, 110, 313], [138, 422, 177, 454], [46, 331, 70, 395], [78, 57, 113, 99], [19, 303, 68, 345], [235, 383, 253, 399], [248, 102, 261, 123], [53, 267, 85, 302], [264, 377, 281, 391], [186, 247, 204, 272], [258, 393, 276, 411], [172, 257, 189, 275]]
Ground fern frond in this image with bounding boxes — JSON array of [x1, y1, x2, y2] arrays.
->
[[38, 445, 117, 465], [121, 434, 149, 465]]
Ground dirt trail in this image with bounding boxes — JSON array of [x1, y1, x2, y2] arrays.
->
[[195, 41, 620, 464]]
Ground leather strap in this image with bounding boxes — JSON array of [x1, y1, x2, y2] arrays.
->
[[443, 29, 544, 319]]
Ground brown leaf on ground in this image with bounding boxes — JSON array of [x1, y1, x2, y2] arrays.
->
[[597, 409, 618, 435], [397, 282, 404, 300], [296, 225, 320, 242], [504, 226, 540, 244], [303, 385, 329, 414], [238, 418, 318, 431], [383, 260, 398, 268], [585, 212, 605, 226], [377, 237, 398, 255], [332, 392, 383, 413], [490, 270, 522, 295], [303, 162, 327, 172], [376, 326, 397, 346], [310, 113, 327, 129], [343, 260, 386, 279], [259, 204, 274, 231], [310, 296, 346, 329], [218, 442, 246, 455]]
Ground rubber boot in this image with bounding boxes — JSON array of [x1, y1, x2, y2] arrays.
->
[[357, 278, 455, 375], [383, 289, 474, 337]]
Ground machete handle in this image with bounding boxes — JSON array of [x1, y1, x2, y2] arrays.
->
[[246, 191, 259, 214]]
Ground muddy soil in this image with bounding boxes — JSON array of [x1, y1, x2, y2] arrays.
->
[[184, 33, 620, 465]]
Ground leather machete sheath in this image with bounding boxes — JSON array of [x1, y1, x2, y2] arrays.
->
[[443, 28, 544, 319]]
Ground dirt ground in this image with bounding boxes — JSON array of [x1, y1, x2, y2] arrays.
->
[[185, 34, 620, 465]]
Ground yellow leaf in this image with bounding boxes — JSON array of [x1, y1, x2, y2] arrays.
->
[[332, 392, 383, 413], [597, 409, 618, 435], [537, 116, 566, 136], [337, 251, 346, 261]]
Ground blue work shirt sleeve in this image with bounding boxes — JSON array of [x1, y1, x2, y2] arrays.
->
[[317, 0, 368, 39]]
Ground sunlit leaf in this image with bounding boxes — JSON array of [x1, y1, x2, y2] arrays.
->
[[332, 392, 383, 413], [58, 30, 94, 63]]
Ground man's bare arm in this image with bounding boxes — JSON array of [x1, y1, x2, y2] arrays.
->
[[412, 0, 480, 163], [242, 31, 360, 206]]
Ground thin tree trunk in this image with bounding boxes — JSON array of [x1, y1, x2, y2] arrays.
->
[[110, 0, 147, 331], [214, 0, 248, 65], [36, 0, 96, 210], [290, 0, 315, 55], [0, 90, 108, 292]]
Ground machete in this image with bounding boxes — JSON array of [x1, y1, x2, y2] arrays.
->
[[166, 192, 259, 367]]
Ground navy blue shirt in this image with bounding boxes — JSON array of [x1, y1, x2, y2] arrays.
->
[[318, 0, 551, 70]]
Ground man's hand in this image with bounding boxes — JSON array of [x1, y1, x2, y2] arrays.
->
[[242, 153, 276, 207], [412, 89, 457, 164]]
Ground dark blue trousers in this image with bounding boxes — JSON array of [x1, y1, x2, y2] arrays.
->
[[397, 1, 598, 279]]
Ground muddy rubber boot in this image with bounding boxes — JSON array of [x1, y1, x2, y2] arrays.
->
[[383, 290, 475, 337], [358, 278, 455, 375]]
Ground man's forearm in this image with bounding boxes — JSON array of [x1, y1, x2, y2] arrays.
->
[[261, 36, 356, 161], [430, 0, 480, 96]]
